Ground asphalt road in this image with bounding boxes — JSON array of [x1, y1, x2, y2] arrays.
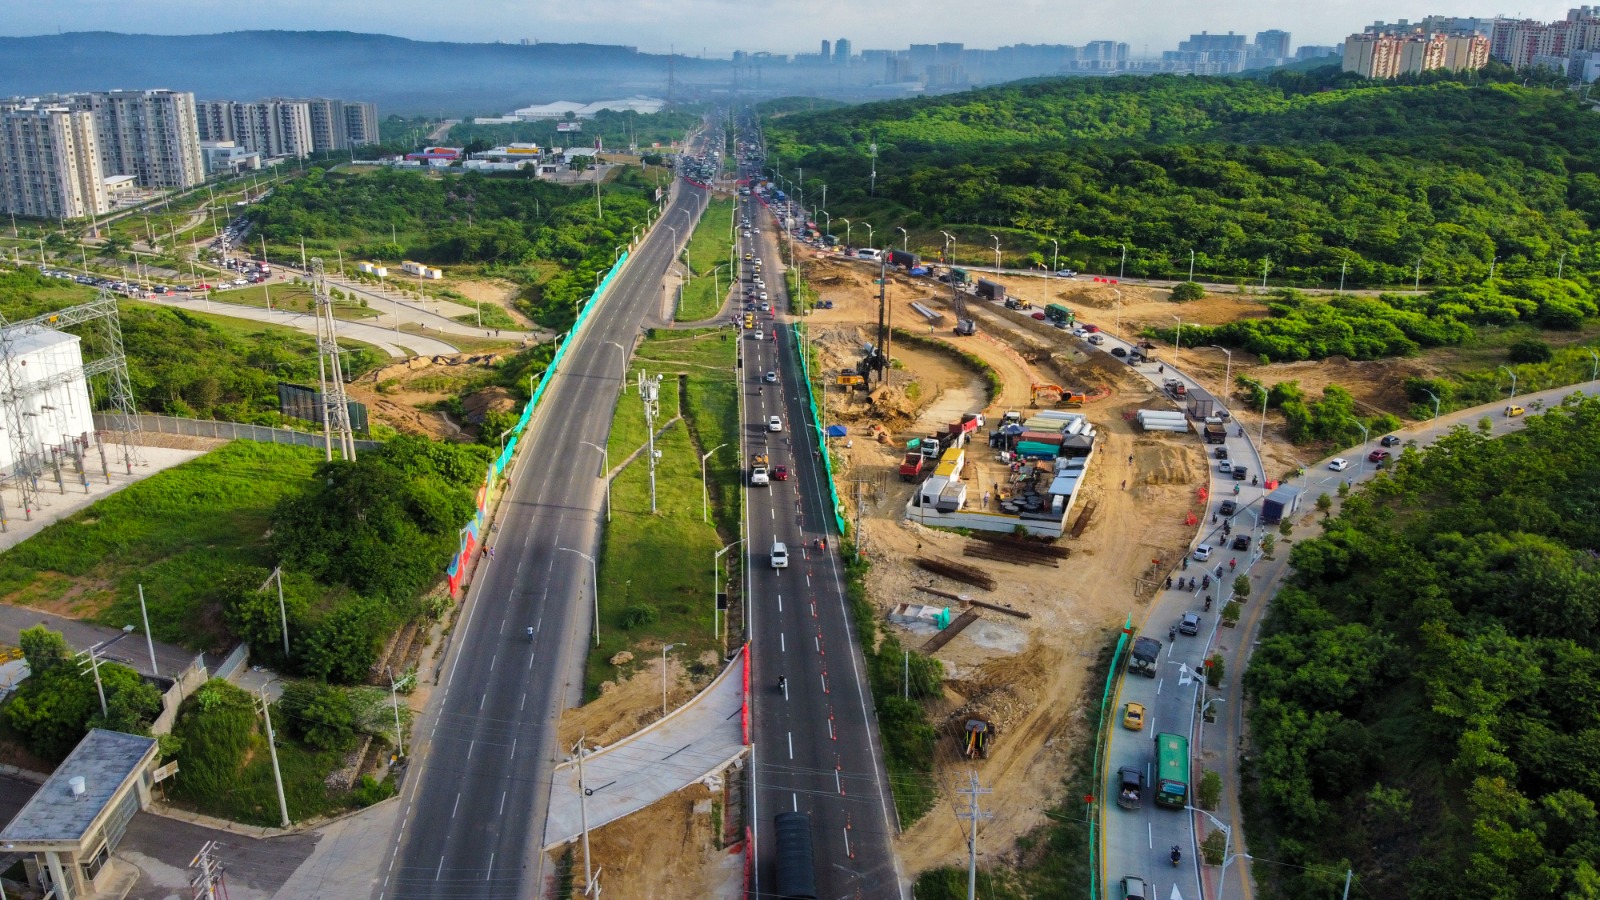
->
[[376, 178, 710, 900], [738, 176, 904, 896], [1096, 333, 1267, 900]]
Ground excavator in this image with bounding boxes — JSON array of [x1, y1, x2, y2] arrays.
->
[[1030, 383, 1086, 407]]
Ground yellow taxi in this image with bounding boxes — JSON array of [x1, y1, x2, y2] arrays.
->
[[744, 313, 755, 329], [1505, 405, 1524, 417], [1123, 702, 1145, 731]]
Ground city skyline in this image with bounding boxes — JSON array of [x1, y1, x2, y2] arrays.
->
[[4, 0, 1586, 57]]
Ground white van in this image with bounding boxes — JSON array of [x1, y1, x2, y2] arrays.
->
[[771, 541, 789, 568]]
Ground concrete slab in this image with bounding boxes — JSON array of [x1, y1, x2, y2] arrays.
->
[[0, 445, 204, 553], [543, 655, 747, 850]]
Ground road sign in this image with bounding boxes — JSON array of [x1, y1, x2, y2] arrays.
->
[[152, 761, 179, 783]]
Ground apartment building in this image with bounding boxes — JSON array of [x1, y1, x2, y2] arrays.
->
[[0, 104, 108, 219], [1490, 8, 1600, 72], [74, 90, 204, 191], [197, 97, 378, 155], [1342, 31, 1489, 78]]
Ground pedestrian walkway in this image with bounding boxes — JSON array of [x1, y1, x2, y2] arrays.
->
[[0, 445, 204, 553], [542, 654, 746, 850]]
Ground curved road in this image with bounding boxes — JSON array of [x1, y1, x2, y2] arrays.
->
[[375, 178, 709, 900]]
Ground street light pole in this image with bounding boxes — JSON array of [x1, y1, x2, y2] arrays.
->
[[1172, 316, 1184, 371], [580, 441, 611, 522], [1423, 389, 1442, 438], [560, 548, 600, 646], [1242, 377, 1269, 448], [989, 234, 1000, 270], [701, 443, 727, 523], [839, 218, 851, 249], [896, 226, 908, 252], [1209, 346, 1232, 404], [1051, 239, 1058, 275], [1189, 249, 1195, 282], [1187, 805, 1237, 900], [1498, 364, 1518, 401], [713, 540, 744, 640], [1353, 421, 1369, 478]]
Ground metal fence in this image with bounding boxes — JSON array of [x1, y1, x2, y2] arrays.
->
[[93, 413, 382, 452]]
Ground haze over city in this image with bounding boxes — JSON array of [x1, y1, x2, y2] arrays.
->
[[5, 0, 1586, 54]]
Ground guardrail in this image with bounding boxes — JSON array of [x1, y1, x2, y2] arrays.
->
[[445, 251, 630, 596]]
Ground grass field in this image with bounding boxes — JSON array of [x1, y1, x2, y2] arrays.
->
[[586, 328, 741, 695], [206, 283, 382, 320], [0, 442, 320, 652], [675, 198, 737, 322]]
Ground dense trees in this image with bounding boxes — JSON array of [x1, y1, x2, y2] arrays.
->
[[765, 73, 1600, 289], [1244, 397, 1600, 898]]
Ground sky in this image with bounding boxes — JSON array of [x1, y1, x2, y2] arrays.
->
[[3, 1, 1585, 56]]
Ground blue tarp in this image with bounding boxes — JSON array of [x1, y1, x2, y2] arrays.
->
[[825, 425, 848, 438]]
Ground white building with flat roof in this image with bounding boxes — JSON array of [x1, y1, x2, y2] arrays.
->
[[0, 328, 95, 473], [511, 97, 666, 120]]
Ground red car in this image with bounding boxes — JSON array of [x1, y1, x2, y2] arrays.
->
[[772, 465, 789, 481], [1083, 324, 1100, 333], [1031, 312, 1047, 321], [1367, 449, 1390, 463]]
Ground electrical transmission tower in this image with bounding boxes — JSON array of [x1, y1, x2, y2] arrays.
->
[[188, 840, 226, 899], [310, 258, 356, 461], [0, 288, 140, 521], [638, 371, 662, 513]]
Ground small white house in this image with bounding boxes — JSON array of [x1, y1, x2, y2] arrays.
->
[[402, 261, 443, 280]]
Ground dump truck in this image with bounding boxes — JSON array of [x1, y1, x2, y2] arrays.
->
[[1203, 417, 1227, 445], [1129, 636, 1161, 677], [750, 452, 770, 486], [898, 452, 926, 482]]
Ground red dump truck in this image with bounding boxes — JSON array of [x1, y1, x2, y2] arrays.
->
[[899, 452, 926, 482]]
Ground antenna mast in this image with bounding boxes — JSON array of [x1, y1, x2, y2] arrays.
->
[[312, 258, 356, 461]]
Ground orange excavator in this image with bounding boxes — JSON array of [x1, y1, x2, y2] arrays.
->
[[1030, 383, 1086, 407]]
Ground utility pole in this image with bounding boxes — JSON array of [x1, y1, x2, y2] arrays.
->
[[256, 687, 291, 827], [389, 670, 405, 757], [311, 258, 356, 462], [188, 840, 225, 900], [269, 566, 290, 658], [956, 772, 993, 900]]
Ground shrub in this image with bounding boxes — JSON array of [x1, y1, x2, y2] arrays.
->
[[352, 774, 396, 807], [619, 605, 659, 629], [1171, 281, 1206, 302], [171, 680, 258, 802], [278, 682, 357, 751], [1507, 337, 1554, 363]]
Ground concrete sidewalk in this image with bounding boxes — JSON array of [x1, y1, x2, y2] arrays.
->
[[0, 444, 205, 554], [542, 655, 747, 850]]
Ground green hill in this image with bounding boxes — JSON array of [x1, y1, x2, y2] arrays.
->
[[763, 70, 1599, 289]]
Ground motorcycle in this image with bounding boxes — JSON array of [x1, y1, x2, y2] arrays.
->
[[1201, 575, 1211, 590], [1171, 845, 1182, 867]]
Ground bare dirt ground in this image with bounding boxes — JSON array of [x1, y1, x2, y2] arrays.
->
[[448, 277, 539, 330], [550, 650, 737, 900], [797, 249, 1208, 875], [344, 352, 510, 440]]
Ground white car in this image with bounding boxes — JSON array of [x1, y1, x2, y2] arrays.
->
[[1218, 460, 1233, 474], [753, 330, 764, 341], [771, 541, 789, 568], [759, 292, 769, 301], [1193, 544, 1214, 562], [1328, 457, 1351, 471], [768, 415, 783, 432], [764, 370, 778, 383], [1072, 327, 1088, 337]]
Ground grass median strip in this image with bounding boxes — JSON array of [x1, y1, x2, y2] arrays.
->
[[586, 328, 741, 696], [675, 198, 737, 322]]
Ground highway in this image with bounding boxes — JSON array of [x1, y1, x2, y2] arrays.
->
[[376, 177, 710, 900], [737, 159, 904, 897]]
